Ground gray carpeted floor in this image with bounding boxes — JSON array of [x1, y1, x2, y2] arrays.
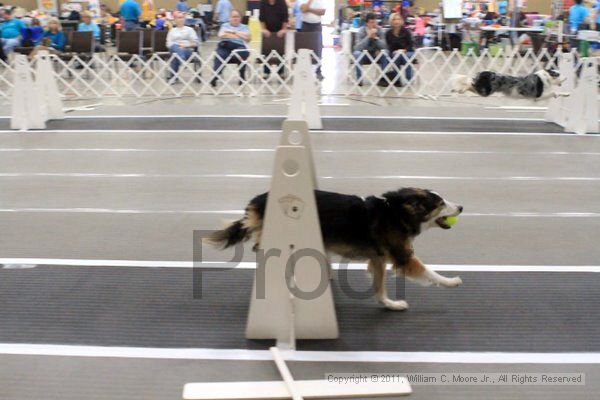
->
[[1, 266, 598, 352]]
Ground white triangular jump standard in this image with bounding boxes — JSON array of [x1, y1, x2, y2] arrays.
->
[[183, 120, 412, 399], [11, 52, 63, 130], [36, 50, 64, 121], [546, 54, 599, 135], [11, 54, 46, 130], [246, 120, 336, 344], [288, 49, 322, 130]]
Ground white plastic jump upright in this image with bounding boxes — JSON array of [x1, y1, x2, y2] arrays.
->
[[36, 50, 65, 121], [11, 54, 46, 130], [183, 120, 412, 400], [546, 54, 599, 134], [288, 49, 323, 130], [11, 52, 63, 130], [246, 119, 337, 344]]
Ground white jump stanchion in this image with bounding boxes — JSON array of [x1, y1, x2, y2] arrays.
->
[[288, 49, 322, 130], [564, 57, 599, 135], [245, 121, 337, 344], [36, 50, 64, 121], [547, 54, 599, 135], [183, 120, 412, 399], [11, 54, 46, 130], [545, 52, 575, 128]]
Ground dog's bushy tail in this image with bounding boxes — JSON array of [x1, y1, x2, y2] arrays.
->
[[206, 219, 249, 248]]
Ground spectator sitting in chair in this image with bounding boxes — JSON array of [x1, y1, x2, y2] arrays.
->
[[211, 9, 250, 87], [22, 18, 44, 46], [385, 12, 414, 86], [29, 17, 65, 59], [1, 8, 26, 56], [78, 12, 104, 52], [352, 13, 389, 87], [166, 11, 199, 83]]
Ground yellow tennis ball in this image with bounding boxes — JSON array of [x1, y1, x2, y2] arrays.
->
[[445, 216, 459, 227]]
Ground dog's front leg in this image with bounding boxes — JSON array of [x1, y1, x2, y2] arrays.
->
[[400, 256, 462, 288], [368, 258, 408, 311]]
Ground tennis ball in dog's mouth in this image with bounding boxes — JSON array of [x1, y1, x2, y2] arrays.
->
[[445, 216, 459, 227]]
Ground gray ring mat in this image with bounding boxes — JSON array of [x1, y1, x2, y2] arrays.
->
[[0, 117, 567, 133], [1, 266, 598, 352]]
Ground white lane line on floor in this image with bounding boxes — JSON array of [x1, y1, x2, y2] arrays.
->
[[0, 130, 585, 137], [2, 259, 599, 272], [2, 148, 600, 156], [0, 115, 549, 121], [0, 209, 598, 218], [0, 344, 598, 364], [1, 173, 599, 181]]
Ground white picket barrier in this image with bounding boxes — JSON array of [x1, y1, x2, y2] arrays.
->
[[0, 48, 575, 100], [288, 50, 322, 130], [10, 52, 63, 130], [546, 55, 599, 135], [183, 120, 412, 399]]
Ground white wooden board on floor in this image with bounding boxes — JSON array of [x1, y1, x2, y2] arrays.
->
[[183, 379, 412, 399]]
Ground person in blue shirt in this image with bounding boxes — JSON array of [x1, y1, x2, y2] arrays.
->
[[292, 1, 303, 30], [78, 12, 101, 40], [78, 12, 105, 52], [22, 18, 44, 46], [569, 0, 591, 32], [214, 0, 233, 25], [497, 0, 508, 16], [29, 17, 65, 58], [176, 0, 188, 12], [1, 8, 26, 55], [211, 9, 251, 87], [119, 0, 142, 31]]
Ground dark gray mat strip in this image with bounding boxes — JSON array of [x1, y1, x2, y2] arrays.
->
[[0, 117, 567, 133], [2, 356, 598, 400], [1, 267, 598, 352]]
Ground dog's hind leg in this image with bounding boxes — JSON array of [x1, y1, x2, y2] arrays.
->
[[400, 256, 462, 288], [368, 258, 409, 311]]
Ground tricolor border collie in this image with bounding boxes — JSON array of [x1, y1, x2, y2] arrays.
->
[[209, 188, 463, 311], [452, 69, 567, 100]]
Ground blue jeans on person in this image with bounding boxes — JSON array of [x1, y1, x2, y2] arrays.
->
[[1, 37, 21, 56], [352, 50, 389, 81], [169, 44, 193, 76], [124, 20, 139, 31], [213, 44, 250, 81], [389, 50, 414, 82]]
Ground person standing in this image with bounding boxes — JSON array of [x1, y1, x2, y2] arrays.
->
[[176, 0, 189, 13], [119, 0, 142, 31], [260, 0, 288, 38], [569, 0, 591, 33], [214, 0, 233, 27], [0, 8, 26, 56], [141, 0, 155, 27], [166, 12, 199, 82], [290, 0, 303, 31], [297, 0, 326, 80], [259, 0, 288, 78]]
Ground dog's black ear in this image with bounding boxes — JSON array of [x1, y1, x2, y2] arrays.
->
[[547, 69, 560, 78]]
